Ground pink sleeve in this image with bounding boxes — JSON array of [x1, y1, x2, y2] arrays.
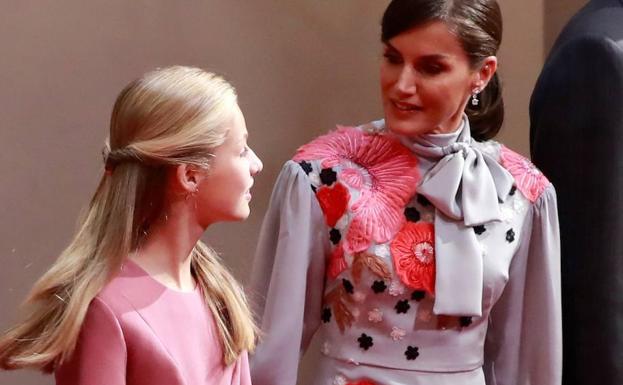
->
[[55, 297, 127, 385]]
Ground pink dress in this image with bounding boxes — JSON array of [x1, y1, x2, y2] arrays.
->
[[55, 260, 251, 385]]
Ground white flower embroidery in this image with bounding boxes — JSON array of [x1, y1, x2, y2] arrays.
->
[[500, 205, 515, 222], [353, 291, 366, 303], [351, 308, 360, 320], [389, 280, 406, 296], [333, 375, 347, 385], [513, 196, 526, 214], [368, 308, 383, 323], [390, 326, 406, 341]]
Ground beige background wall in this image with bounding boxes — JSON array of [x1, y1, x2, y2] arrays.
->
[[0, 1, 584, 384]]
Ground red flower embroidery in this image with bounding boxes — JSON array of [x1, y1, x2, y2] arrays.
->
[[346, 381, 377, 385], [327, 243, 348, 279], [390, 222, 435, 294], [294, 126, 419, 253], [316, 182, 350, 227], [499, 146, 550, 203]]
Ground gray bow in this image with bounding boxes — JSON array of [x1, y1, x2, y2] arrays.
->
[[405, 118, 514, 316]]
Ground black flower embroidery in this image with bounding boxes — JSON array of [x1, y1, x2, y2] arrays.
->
[[404, 207, 421, 222], [357, 333, 374, 350], [311, 185, 317, 193], [405, 346, 420, 360], [506, 228, 515, 243], [371, 280, 387, 294], [299, 161, 313, 175], [509, 185, 517, 196], [321, 308, 332, 323], [473, 225, 486, 235], [342, 279, 354, 294], [329, 228, 341, 245], [417, 194, 432, 207], [459, 316, 473, 327], [411, 290, 425, 302], [395, 299, 411, 314], [320, 168, 337, 186]]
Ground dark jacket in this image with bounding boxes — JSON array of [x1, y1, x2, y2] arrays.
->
[[530, 1, 623, 384]]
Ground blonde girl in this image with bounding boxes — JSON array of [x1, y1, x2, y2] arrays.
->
[[0, 66, 263, 385]]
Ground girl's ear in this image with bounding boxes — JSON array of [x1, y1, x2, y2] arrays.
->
[[472, 56, 498, 91], [174, 164, 200, 195]]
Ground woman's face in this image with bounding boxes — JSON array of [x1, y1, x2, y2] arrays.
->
[[196, 104, 263, 226], [380, 20, 490, 137]]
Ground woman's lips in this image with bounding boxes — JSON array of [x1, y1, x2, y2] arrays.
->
[[392, 99, 423, 112]]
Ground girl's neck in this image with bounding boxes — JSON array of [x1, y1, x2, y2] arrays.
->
[[130, 207, 204, 292]]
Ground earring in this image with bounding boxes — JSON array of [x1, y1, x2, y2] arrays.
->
[[471, 88, 480, 107]]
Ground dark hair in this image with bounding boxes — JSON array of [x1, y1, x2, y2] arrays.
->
[[381, 0, 504, 141]]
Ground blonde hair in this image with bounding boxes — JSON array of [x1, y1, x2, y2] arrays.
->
[[0, 66, 256, 370]]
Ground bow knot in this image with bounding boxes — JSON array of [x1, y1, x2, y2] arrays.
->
[[400, 117, 514, 316]]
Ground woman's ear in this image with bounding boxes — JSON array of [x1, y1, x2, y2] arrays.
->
[[472, 56, 498, 91]]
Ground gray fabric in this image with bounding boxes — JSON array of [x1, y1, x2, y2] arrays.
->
[[483, 187, 562, 385], [249, 162, 329, 385], [400, 118, 514, 316], [250, 130, 561, 385]]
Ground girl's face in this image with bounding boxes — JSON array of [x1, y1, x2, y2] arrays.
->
[[380, 20, 493, 137], [196, 104, 262, 226]]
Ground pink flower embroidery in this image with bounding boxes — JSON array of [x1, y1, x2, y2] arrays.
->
[[390, 222, 436, 294], [499, 146, 550, 203], [340, 167, 366, 190], [293, 126, 419, 253]]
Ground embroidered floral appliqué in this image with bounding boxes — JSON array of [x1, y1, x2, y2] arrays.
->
[[390, 326, 406, 341], [293, 126, 419, 253], [316, 182, 350, 227], [499, 146, 550, 203], [346, 380, 377, 385], [390, 222, 436, 294], [327, 243, 348, 279]]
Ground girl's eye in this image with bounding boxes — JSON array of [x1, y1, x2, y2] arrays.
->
[[240, 146, 249, 157]]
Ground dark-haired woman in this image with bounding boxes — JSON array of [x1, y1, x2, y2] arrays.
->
[[250, 1, 561, 384]]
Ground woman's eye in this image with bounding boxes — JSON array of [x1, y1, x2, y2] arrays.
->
[[240, 146, 249, 157], [420, 63, 444, 75], [383, 52, 402, 65]]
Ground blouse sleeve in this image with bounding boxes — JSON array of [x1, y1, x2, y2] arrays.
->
[[55, 297, 127, 385], [249, 160, 329, 385], [483, 185, 562, 385]]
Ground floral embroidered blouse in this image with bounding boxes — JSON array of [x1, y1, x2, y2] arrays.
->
[[249, 117, 561, 385]]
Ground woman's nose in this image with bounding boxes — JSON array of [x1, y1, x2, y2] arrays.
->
[[395, 66, 417, 96]]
